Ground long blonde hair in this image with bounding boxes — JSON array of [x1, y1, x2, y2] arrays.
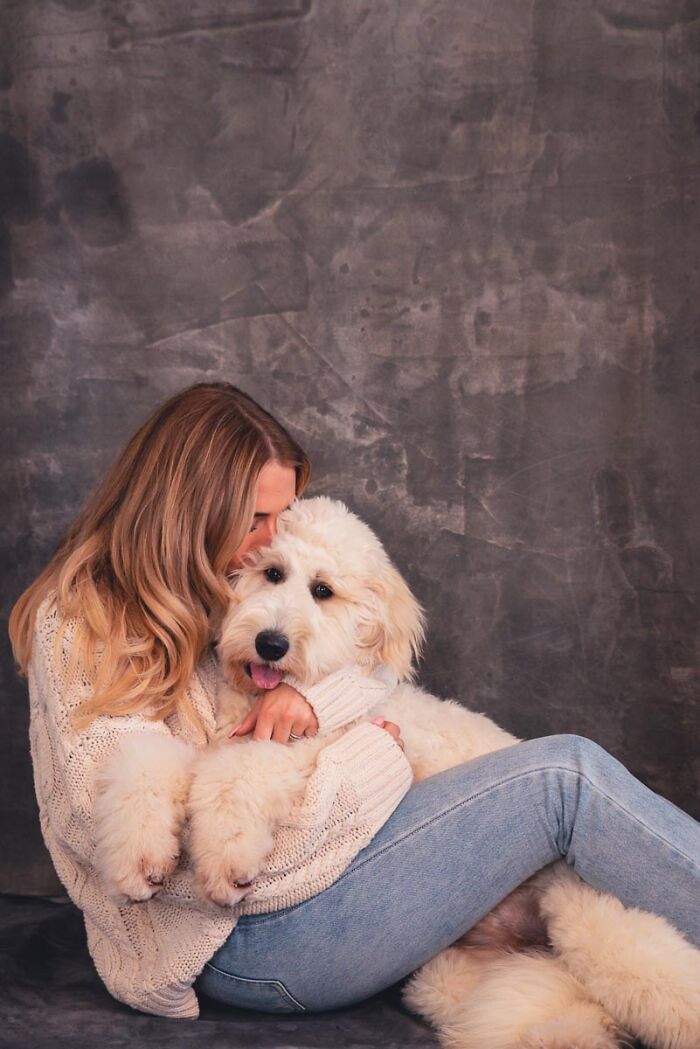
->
[[8, 382, 311, 734]]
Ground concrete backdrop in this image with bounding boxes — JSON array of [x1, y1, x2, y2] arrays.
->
[[1, 0, 699, 894]]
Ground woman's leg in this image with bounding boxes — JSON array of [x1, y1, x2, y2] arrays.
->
[[194, 733, 700, 1013]]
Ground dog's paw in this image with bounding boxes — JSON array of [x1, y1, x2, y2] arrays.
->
[[520, 1010, 628, 1049], [192, 825, 273, 908], [95, 824, 181, 905]]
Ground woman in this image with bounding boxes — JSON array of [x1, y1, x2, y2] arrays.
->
[[9, 381, 700, 1020]]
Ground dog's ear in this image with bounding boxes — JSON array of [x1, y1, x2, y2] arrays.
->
[[359, 562, 427, 682]]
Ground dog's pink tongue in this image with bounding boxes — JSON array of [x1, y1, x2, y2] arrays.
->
[[251, 662, 284, 690]]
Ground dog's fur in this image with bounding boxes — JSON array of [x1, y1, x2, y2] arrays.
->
[[93, 496, 700, 1049]]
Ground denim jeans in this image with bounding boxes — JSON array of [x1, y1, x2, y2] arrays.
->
[[194, 733, 700, 1014]]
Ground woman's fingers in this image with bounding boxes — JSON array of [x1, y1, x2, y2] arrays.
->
[[272, 713, 296, 744], [289, 717, 309, 739], [299, 703, 319, 736], [371, 717, 405, 751], [271, 701, 318, 742], [281, 686, 318, 736], [375, 718, 405, 750], [227, 687, 319, 742], [252, 707, 278, 741], [229, 705, 260, 737]]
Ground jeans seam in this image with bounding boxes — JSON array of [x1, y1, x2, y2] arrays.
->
[[241, 762, 699, 928], [202, 960, 307, 1012]]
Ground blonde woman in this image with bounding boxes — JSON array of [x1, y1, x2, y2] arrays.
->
[[9, 382, 700, 1021]]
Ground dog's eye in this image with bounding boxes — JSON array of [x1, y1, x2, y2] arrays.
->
[[312, 582, 333, 600], [265, 566, 284, 583]]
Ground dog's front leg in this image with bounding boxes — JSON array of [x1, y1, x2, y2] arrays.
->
[[93, 733, 196, 905], [187, 739, 316, 908]]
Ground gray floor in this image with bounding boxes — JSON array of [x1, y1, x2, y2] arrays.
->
[[0, 893, 440, 1048], [1, 894, 651, 1048]]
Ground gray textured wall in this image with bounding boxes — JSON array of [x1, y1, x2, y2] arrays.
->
[[2, 0, 699, 894]]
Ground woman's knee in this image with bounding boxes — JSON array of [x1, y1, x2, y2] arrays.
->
[[532, 732, 615, 775]]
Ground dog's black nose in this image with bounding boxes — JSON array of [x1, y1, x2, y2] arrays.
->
[[255, 630, 290, 662]]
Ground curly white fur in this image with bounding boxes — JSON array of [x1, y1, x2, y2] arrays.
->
[[93, 733, 196, 904]]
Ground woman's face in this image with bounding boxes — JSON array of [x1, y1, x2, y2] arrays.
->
[[226, 460, 298, 573]]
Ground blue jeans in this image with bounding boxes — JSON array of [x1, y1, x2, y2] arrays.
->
[[194, 734, 700, 1014]]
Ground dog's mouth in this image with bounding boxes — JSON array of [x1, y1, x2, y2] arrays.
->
[[245, 661, 286, 690]]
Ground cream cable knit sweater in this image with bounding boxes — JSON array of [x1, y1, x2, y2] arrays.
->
[[26, 592, 414, 1019]]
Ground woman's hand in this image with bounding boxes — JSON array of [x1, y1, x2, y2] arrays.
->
[[229, 683, 320, 743], [371, 716, 405, 751]]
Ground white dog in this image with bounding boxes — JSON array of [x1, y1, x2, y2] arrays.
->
[[93, 496, 700, 1049]]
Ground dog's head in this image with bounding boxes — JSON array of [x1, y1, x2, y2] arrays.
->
[[217, 495, 426, 694]]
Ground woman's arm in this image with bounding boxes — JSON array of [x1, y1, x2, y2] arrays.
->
[[267, 718, 413, 862], [283, 664, 399, 734], [33, 598, 412, 914], [202, 718, 415, 913], [30, 600, 199, 906], [231, 664, 399, 740], [181, 716, 413, 908]]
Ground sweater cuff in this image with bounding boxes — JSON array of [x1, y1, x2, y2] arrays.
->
[[283, 665, 391, 734], [319, 721, 414, 828]]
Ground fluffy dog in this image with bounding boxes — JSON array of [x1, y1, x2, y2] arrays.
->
[[93, 495, 700, 1049]]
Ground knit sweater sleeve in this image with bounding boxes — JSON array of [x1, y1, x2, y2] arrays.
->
[[282, 663, 399, 734], [31, 601, 235, 920], [28, 597, 238, 1020], [283, 719, 413, 849], [30, 598, 181, 880]]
